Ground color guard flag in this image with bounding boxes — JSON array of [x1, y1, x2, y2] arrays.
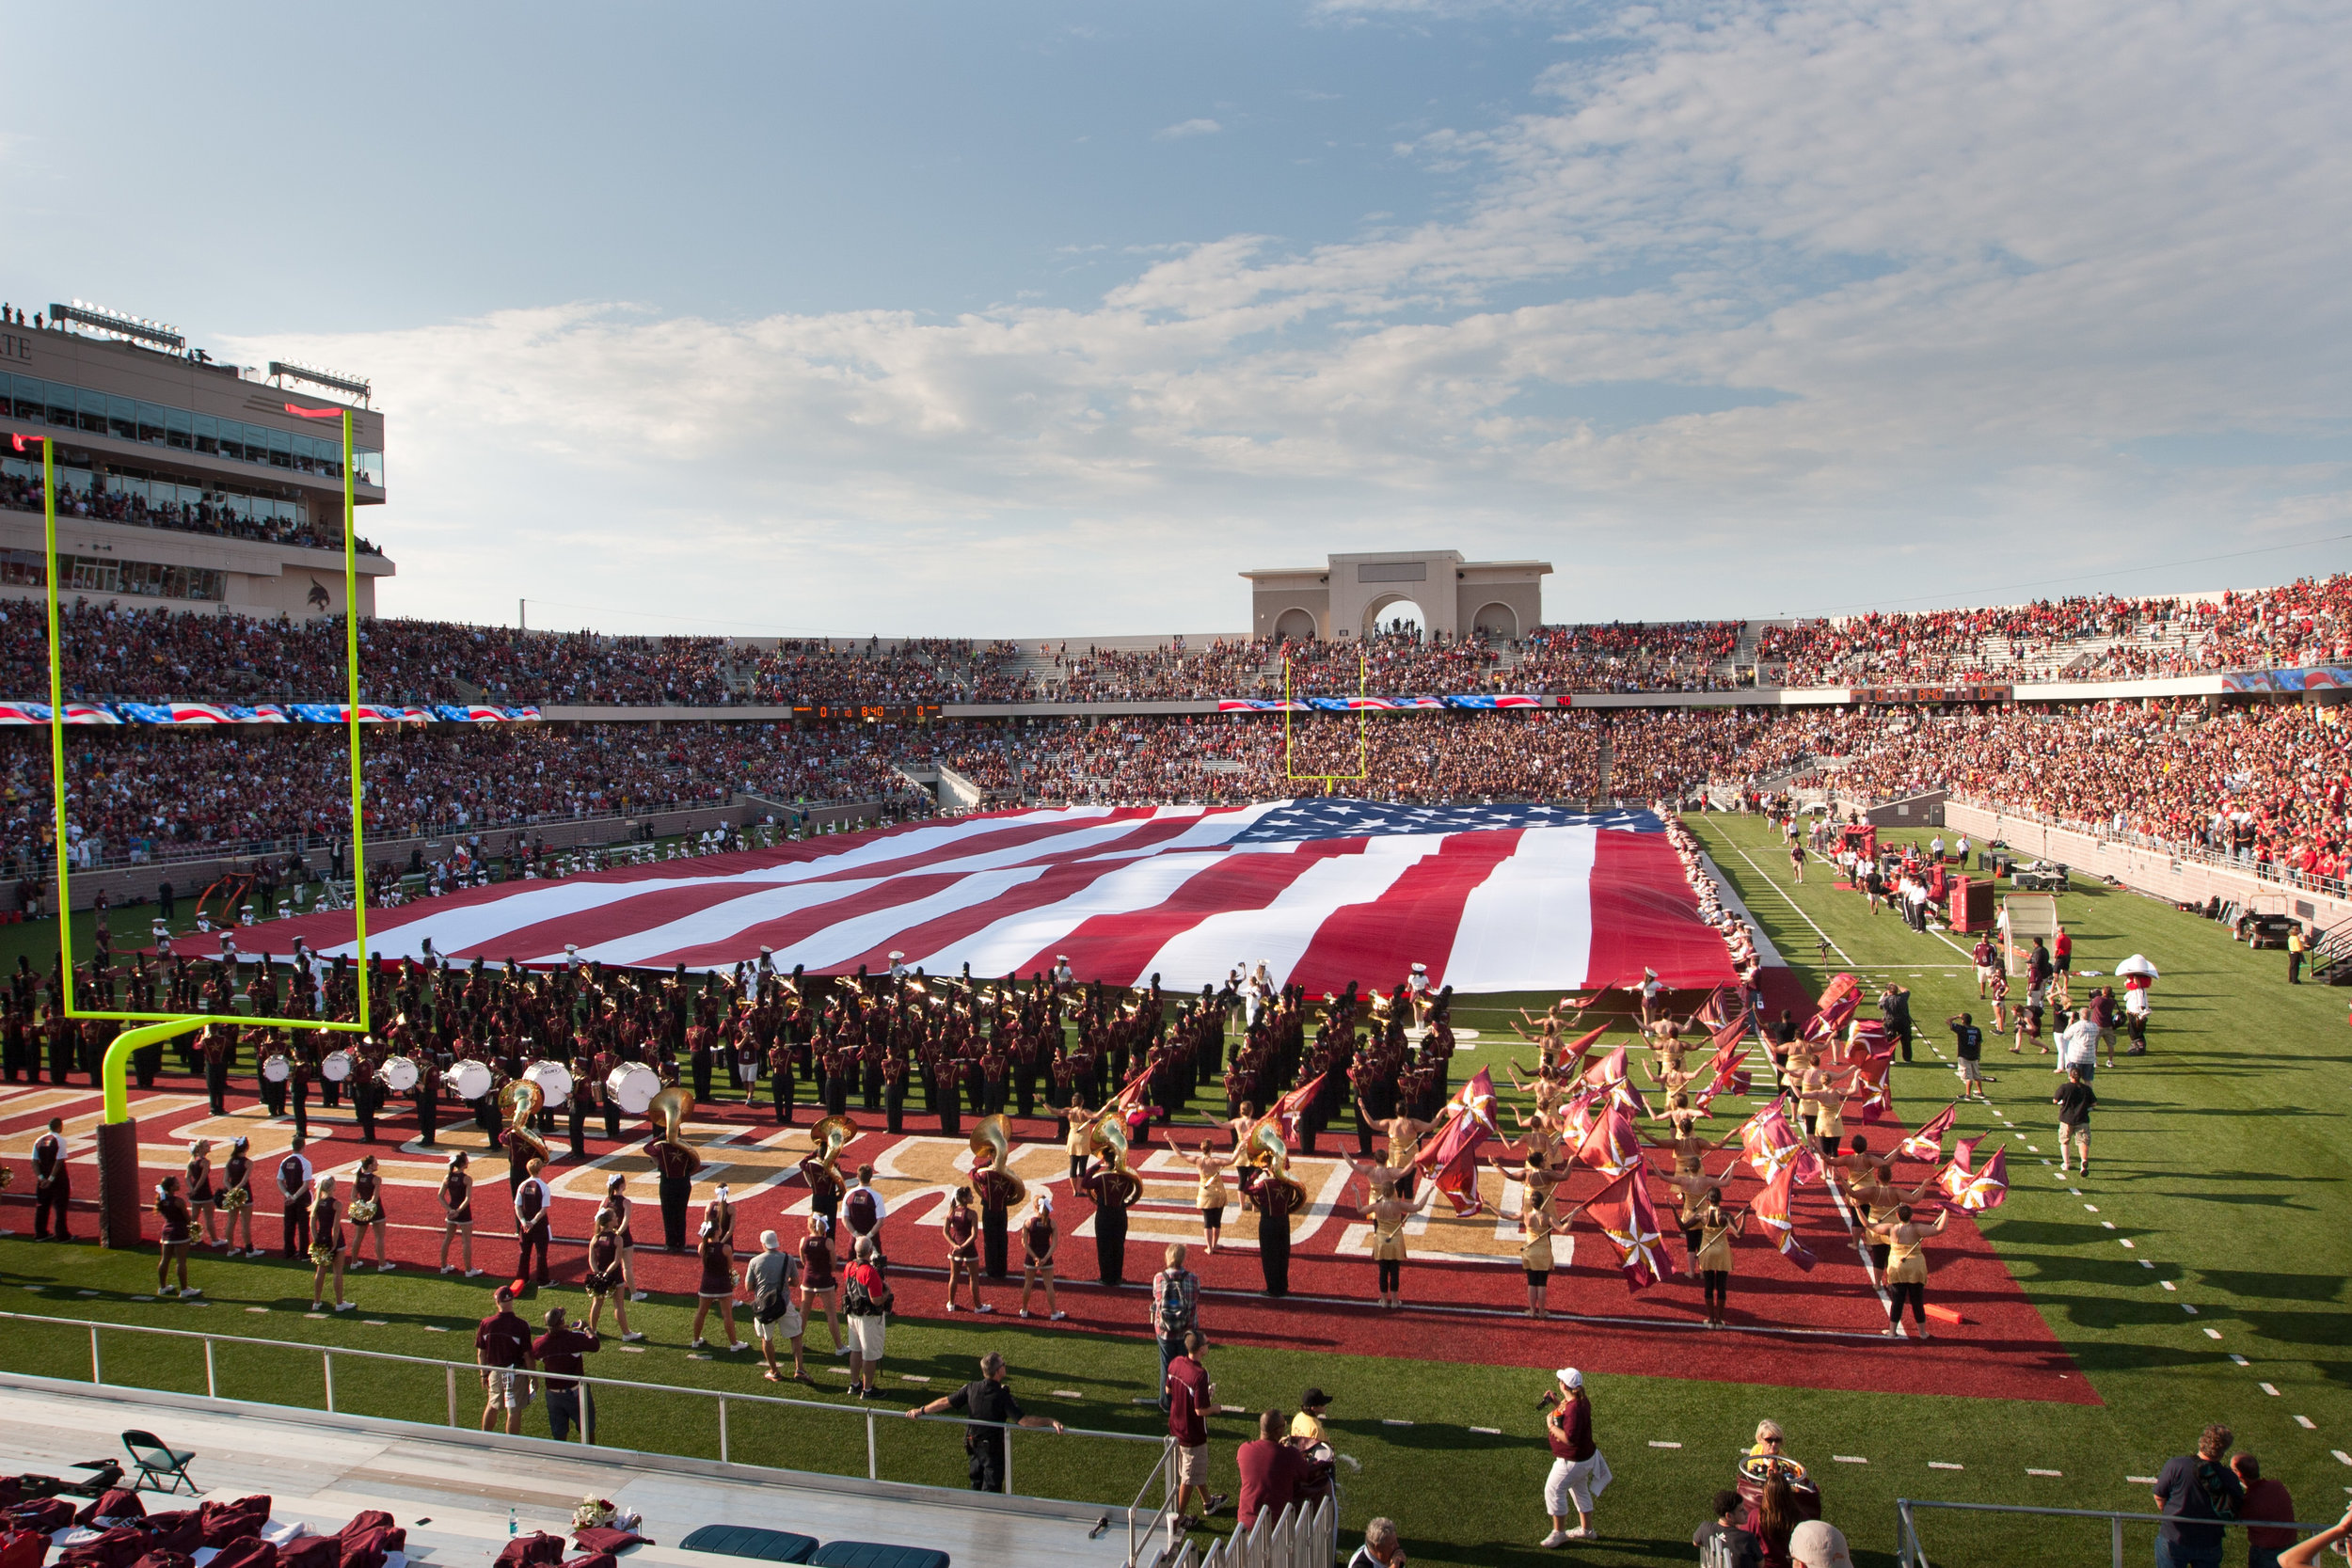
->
[[1899, 1103, 1958, 1163], [1936, 1136, 1985, 1202], [1851, 1055, 1895, 1124], [1559, 1085, 1598, 1142], [1573, 1102, 1642, 1179], [1741, 1099, 1821, 1185], [1268, 1072, 1328, 1148], [1581, 1045, 1628, 1094], [1745, 1161, 1817, 1272], [1802, 974, 1861, 1043], [1952, 1144, 2010, 1212], [1554, 1023, 1609, 1079], [1412, 1068, 1499, 1216], [1579, 1165, 1673, 1291]]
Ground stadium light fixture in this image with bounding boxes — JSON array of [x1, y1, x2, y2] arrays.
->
[[48, 300, 185, 353], [268, 361, 373, 407], [36, 402, 375, 1241]]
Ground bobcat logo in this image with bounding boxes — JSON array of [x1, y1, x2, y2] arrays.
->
[[307, 578, 331, 610]]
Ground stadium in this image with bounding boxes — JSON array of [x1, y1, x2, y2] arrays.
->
[[4, 11, 2351, 1568]]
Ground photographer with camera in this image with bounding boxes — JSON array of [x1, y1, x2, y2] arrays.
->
[[1539, 1367, 1608, 1547]]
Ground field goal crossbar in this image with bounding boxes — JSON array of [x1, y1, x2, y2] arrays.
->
[[1280, 646, 1368, 793], [1895, 1497, 2342, 1568]]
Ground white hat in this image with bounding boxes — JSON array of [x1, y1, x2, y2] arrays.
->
[[1410, 962, 1427, 973], [1056, 954, 1069, 962], [1555, 1367, 1583, 1389], [1788, 1521, 1853, 1568], [887, 951, 905, 960], [565, 943, 580, 953]]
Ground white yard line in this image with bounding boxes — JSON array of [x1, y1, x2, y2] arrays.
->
[[1725, 841, 1856, 966]]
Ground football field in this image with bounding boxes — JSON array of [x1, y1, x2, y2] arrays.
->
[[0, 811, 2346, 1566]]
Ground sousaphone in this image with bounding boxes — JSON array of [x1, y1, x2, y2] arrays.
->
[[809, 1113, 859, 1182], [501, 1077, 551, 1164], [1086, 1107, 1142, 1205], [1246, 1117, 1308, 1211], [968, 1113, 1027, 1207]]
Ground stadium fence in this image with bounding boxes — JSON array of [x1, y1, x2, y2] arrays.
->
[[1895, 1497, 2341, 1567]]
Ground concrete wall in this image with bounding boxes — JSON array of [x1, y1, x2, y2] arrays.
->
[[1941, 799, 2352, 927]]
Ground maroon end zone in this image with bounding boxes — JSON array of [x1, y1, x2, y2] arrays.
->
[[0, 996, 2092, 1406]]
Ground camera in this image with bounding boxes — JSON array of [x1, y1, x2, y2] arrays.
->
[[1535, 1388, 1561, 1411]]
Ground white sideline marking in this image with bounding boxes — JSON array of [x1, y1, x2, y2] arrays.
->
[[2161, 1281, 2177, 1291], [1470, 1426, 1502, 1436], [2230, 1354, 2250, 1367], [901, 1374, 930, 1383], [1833, 1455, 1867, 1465], [2027, 1468, 2062, 1477], [2261, 1384, 2280, 1397], [1382, 1418, 1414, 1428], [1929, 1462, 1963, 1470], [1648, 1440, 1681, 1449], [2140, 1260, 2155, 1269], [2296, 1417, 2315, 1430], [2203, 1328, 2223, 1339], [246, 1306, 269, 1314], [1052, 1389, 1083, 1399], [2182, 1304, 2197, 1315], [2333, 1450, 2352, 1466], [2121, 1240, 2137, 1249], [2128, 1475, 2159, 1484]]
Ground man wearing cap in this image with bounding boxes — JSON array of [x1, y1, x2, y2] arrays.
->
[[532, 1305, 600, 1445], [1788, 1520, 1853, 1568], [476, 1284, 536, 1435], [1541, 1367, 1601, 1546]]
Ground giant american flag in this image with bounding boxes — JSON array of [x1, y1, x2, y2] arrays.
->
[[175, 800, 1738, 993]]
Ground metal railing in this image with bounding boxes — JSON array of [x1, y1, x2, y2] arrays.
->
[[1160, 1496, 1337, 1568], [1896, 1497, 2340, 1568], [4, 1309, 1173, 1562]]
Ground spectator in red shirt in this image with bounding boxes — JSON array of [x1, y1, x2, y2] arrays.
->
[[1164, 1330, 1226, 1529], [532, 1305, 601, 1446], [2232, 1453, 2297, 1568], [1236, 1409, 1308, 1530], [474, 1284, 535, 1434]]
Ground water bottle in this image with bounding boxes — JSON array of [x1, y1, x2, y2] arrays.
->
[[508, 1509, 517, 1538]]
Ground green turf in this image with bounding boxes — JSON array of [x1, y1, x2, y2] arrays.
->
[[3, 812, 2349, 1565]]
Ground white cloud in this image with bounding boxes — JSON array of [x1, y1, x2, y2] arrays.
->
[[239, 0, 2352, 636], [1152, 117, 1224, 140]]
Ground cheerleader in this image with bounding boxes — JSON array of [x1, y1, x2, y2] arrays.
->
[[154, 1176, 199, 1299], [583, 1211, 643, 1341], [943, 1185, 990, 1314], [689, 1220, 744, 1352], [598, 1173, 645, 1302], [1364, 1181, 1434, 1308], [219, 1136, 257, 1256], [310, 1175, 352, 1311], [799, 1215, 841, 1353], [1175, 1140, 1229, 1254], [350, 1153, 391, 1271], [185, 1140, 217, 1248], [705, 1184, 737, 1252], [1018, 1194, 1063, 1321], [437, 1151, 481, 1276]]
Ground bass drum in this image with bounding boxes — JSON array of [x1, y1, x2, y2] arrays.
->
[[260, 1053, 292, 1084], [321, 1049, 355, 1083], [377, 1053, 421, 1093], [443, 1058, 494, 1101], [605, 1063, 660, 1117], [523, 1058, 575, 1109]]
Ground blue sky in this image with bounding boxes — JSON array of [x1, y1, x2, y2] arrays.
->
[[4, 0, 2347, 636]]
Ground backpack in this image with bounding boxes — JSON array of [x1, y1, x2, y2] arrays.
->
[[841, 1268, 888, 1318], [1154, 1271, 1194, 1337], [2197, 1461, 2239, 1521]]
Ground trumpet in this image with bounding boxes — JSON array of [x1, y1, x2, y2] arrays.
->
[[501, 1078, 551, 1164], [1245, 1117, 1308, 1212], [809, 1113, 859, 1183], [969, 1113, 1027, 1208]]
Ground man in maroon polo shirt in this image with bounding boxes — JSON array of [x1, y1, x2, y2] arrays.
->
[[475, 1284, 536, 1434], [1236, 1410, 1308, 1530], [1164, 1330, 1227, 1530]]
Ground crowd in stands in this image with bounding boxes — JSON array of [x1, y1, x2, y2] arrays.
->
[[8, 721, 938, 873], [10, 576, 2352, 714], [1514, 620, 1745, 693], [0, 463, 383, 557]]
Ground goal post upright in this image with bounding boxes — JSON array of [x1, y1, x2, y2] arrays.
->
[[1281, 645, 1371, 796], [36, 400, 377, 1242]]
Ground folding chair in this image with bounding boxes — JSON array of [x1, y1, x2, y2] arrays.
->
[[119, 1431, 198, 1497]]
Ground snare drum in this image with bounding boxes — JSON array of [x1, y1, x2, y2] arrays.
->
[[321, 1049, 354, 1083], [443, 1058, 494, 1101], [376, 1054, 420, 1093], [605, 1063, 660, 1116], [523, 1057, 575, 1109], [261, 1053, 292, 1084]]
